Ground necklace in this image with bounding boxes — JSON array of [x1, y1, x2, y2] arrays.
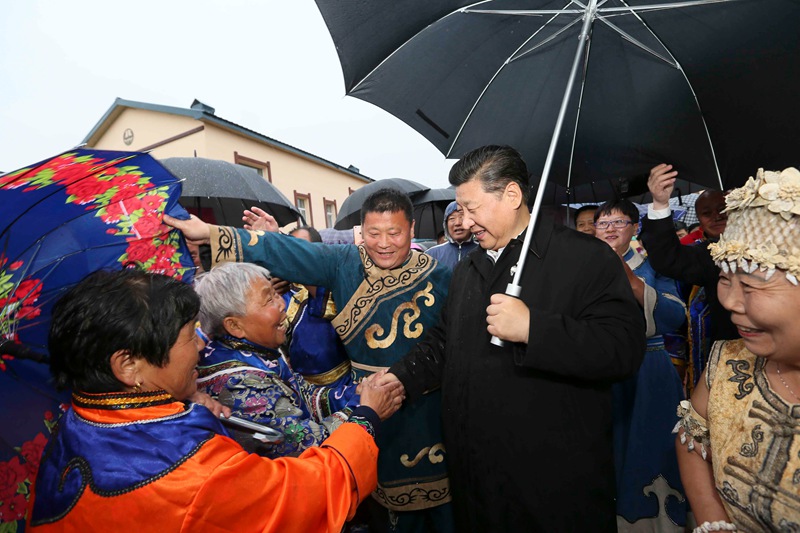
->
[[775, 362, 800, 402]]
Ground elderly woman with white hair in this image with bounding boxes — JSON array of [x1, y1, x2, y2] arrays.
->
[[674, 168, 800, 531], [194, 262, 393, 458]]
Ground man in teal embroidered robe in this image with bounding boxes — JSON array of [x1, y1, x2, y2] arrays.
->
[[167, 189, 453, 532]]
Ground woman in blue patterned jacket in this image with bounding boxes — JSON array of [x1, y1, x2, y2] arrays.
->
[[194, 261, 363, 458]]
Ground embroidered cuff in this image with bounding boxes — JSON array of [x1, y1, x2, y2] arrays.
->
[[673, 399, 711, 460], [349, 405, 380, 440]]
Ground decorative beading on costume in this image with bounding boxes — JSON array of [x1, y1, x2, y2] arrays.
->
[[709, 167, 800, 285], [73, 390, 174, 410], [673, 400, 710, 460], [692, 520, 737, 532]]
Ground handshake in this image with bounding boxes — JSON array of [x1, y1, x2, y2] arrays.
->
[[357, 370, 405, 421]]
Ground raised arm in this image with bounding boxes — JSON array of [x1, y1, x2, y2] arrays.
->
[[639, 165, 719, 287]]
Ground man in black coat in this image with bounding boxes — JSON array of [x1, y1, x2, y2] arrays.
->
[[384, 145, 645, 532]]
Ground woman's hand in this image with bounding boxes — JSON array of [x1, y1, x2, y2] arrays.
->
[[359, 370, 405, 421], [243, 206, 279, 232], [188, 390, 232, 418]]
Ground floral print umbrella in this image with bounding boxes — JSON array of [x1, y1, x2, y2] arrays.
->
[[0, 148, 195, 530]]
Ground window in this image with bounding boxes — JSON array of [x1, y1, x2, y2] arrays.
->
[[324, 198, 337, 228], [294, 191, 313, 226], [233, 152, 272, 182]]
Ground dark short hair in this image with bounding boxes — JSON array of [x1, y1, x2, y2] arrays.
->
[[674, 220, 688, 231], [361, 188, 413, 225], [448, 145, 530, 204], [289, 225, 322, 243], [49, 269, 199, 393], [594, 198, 640, 224], [573, 205, 598, 225]]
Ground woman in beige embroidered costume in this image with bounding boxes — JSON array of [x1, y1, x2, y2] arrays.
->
[[674, 168, 800, 531]]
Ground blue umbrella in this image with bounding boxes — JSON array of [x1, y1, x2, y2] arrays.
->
[[0, 148, 196, 353], [0, 148, 195, 530]]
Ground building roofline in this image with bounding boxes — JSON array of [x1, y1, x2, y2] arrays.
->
[[82, 97, 373, 183]]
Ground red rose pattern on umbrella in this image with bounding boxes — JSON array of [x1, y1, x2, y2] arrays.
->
[[1, 151, 188, 281]]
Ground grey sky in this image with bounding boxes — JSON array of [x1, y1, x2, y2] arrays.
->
[[0, 0, 454, 188]]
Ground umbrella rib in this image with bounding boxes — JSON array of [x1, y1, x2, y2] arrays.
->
[[595, 16, 678, 68], [509, 16, 582, 63], [464, 0, 609, 16], [349, 0, 496, 93], [446, 2, 581, 158], [566, 30, 593, 190], [610, 0, 725, 189], [598, 0, 744, 14]]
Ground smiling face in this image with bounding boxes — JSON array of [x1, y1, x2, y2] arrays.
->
[[695, 190, 728, 239], [594, 209, 637, 257], [362, 210, 414, 269], [718, 269, 800, 363], [138, 321, 201, 401], [227, 277, 288, 348], [456, 179, 526, 251]]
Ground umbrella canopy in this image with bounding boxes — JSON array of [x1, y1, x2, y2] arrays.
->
[[334, 177, 429, 230], [412, 188, 456, 240], [543, 173, 705, 206], [0, 148, 196, 354], [160, 157, 303, 227], [0, 148, 195, 530], [314, 0, 799, 192]]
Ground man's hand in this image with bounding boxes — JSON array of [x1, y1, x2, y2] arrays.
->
[[648, 164, 677, 210], [359, 370, 406, 421], [243, 206, 279, 232], [486, 293, 530, 344], [188, 390, 232, 418], [163, 214, 212, 245]]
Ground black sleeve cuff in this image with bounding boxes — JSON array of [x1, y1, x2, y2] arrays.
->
[[349, 405, 381, 440]]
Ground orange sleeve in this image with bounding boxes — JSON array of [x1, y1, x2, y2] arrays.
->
[[186, 423, 378, 533]]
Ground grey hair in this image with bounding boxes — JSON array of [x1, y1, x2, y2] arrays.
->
[[193, 262, 272, 340]]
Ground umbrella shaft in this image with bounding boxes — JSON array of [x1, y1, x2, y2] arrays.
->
[[510, 0, 597, 288]]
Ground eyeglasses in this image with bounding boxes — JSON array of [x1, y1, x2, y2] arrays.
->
[[594, 219, 634, 230]]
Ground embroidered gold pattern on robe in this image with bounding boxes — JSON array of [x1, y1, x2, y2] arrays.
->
[[705, 340, 800, 530], [332, 246, 437, 348], [400, 443, 446, 467], [374, 478, 452, 511], [365, 282, 434, 348]]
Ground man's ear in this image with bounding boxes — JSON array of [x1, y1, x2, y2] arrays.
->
[[410, 219, 416, 241], [110, 350, 138, 388], [223, 316, 245, 338], [504, 181, 524, 209]]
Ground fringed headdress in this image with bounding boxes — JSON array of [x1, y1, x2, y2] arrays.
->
[[708, 167, 800, 285]]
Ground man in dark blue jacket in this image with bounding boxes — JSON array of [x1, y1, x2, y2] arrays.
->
[[425, 201, 478, 270]]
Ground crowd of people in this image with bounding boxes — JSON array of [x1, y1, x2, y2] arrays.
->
[[22, 144, 800, 532]]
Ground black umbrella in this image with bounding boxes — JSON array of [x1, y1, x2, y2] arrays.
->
[[412, 188, 456, 240], [314, 0, 799, 192], [542, 173, 705, 206], [316, 0, 800, 345], [160, 157, 303, 227], [334, 177, 429, 230]]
